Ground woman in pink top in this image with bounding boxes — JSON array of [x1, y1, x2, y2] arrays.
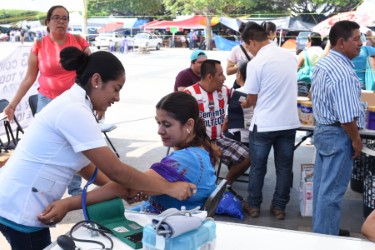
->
[[4, 5, 91, 197], [4, 5, 90, 120]]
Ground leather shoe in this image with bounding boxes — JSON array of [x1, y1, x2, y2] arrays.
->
[[243, 202, 260, 218], [270, 206, 285, 220]]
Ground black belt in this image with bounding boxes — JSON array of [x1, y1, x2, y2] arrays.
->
[[325, 122, 341, 127]]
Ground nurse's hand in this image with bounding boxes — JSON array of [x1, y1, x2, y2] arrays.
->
[[168, 182, 197, 201], [37, 199, 70, 226]]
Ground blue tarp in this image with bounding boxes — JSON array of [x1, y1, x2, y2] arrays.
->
[[214, 35, 240, 51], [133, 19, 148, 29], [219, 17, 243, 32]]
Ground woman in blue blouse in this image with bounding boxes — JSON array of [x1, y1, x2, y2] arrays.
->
[[136, 91, 219, 213]]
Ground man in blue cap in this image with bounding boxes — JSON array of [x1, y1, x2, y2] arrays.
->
[[174, 50, 207, 92]]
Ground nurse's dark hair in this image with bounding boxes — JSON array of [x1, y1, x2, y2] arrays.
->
[[60, 46, 125, 92], [156, 91, 219, 165]]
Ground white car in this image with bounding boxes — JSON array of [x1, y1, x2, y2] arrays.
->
[[133, 33, 162, 50], [94, 32, 124, 50]]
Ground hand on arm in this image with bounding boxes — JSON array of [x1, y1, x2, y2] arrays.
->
[[341, 120, 362, 159], [83, 147, 197, 201]]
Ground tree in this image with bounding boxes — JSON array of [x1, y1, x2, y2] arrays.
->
[[292, 0, 363, 24], [163, 0, 250, 50], [87, 0, 164, 17]]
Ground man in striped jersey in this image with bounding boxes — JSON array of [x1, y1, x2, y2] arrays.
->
[[185, 59, 251, 196], [311, 20, 366, 236]]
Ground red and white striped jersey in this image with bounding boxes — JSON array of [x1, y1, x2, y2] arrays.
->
[[185, 83, 230, 140]]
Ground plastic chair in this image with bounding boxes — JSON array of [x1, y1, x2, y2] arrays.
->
[[202, 179, 228, 218], [28, 94, 120, 157], [28, 94, 38, 116], [0, 99, 24, 151]]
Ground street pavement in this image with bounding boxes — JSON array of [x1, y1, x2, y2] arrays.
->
[[0, 45, 368, 249]]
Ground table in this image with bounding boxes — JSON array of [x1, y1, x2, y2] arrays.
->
[[47, 211, 374, 250], [296, 125, 375, 151]]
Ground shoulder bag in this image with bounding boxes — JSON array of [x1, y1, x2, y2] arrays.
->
[[297, 51, 314, 84], [232, 44, 251, 89], [365, 54, 375, 91]]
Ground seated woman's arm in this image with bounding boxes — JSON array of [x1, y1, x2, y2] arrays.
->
[[362, 209, 375, 242]]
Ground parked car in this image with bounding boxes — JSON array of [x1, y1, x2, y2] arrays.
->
[[93, 32, 124, 50], [296, 31, 311, 54], [133, 32, 162, 50]]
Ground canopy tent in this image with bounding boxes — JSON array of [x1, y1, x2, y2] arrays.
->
[[97, 18, 148, 33], [213, 35, 240, 51], [219, 17, 243, 32], [313, 10, 375, 37], [143, 15, 219, 30], [241, 16, 314, 31], [273, 17, 314, 31]]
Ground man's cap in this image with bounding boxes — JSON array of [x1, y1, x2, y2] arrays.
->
[[191, 50, 207, 61]]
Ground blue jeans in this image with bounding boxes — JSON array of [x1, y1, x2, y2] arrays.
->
[[0, 223, 51, 250], [247, 125, 296, 210], [312, 124, 353, 235], [37, 93, 82, 196]]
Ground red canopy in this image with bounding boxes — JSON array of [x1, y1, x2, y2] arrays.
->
[[313, 11, 375, 37], [97, 21, 124, 33], [143, 16, 214, 30]]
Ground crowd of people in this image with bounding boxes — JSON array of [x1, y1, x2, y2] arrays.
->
[[0, 4, 374, 249]]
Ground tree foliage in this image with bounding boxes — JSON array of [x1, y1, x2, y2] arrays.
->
[[0, 10, 44, 24], [87, 0, 164, 17]]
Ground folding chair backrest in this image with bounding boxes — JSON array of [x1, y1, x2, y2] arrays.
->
[[0, 99, 24, 151], [28, 94, 38, 117], [202, 179, 228, 218]]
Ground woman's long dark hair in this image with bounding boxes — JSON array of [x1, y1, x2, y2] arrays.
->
[[156, 92, 220, 165]]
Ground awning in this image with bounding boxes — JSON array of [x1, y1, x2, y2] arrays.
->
[[219, 17, 243, 32], [97, 18, 149, 33], [143, 16, 219, 30]]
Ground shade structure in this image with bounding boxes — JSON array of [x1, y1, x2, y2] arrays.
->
[[219, 17, 242, 32], [143, 16, 219, 30], [313, 11, 375, 37], [97, 18, 147, 33], [98, 21, 124, 33]]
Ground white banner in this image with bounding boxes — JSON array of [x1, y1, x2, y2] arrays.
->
[[0, 44, 38, 135]]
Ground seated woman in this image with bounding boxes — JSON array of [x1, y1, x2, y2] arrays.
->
[[38, 92, 219, 222], [137, 91, 219, 213]]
